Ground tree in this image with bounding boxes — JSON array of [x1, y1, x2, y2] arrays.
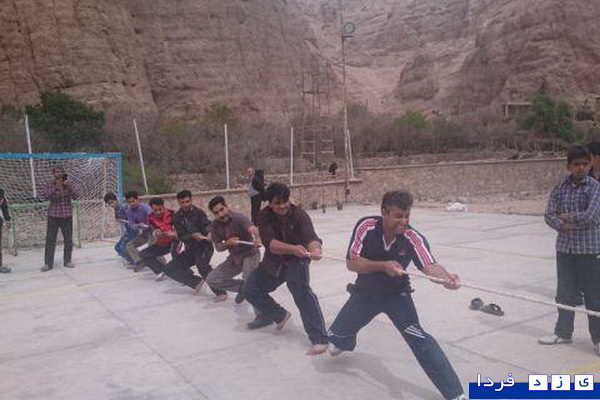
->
[[391, 110, 429, 154], [26, 91, 105, 151], [202, 101, 238, 134], [520, 94, 573, 140]]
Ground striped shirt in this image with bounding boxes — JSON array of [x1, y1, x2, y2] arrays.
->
[[346, 216, 435, 295], [545, 175, 600, 254]]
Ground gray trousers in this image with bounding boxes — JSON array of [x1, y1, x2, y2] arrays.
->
[[126, 231, 150, 264], [206, 252, 260, 292]]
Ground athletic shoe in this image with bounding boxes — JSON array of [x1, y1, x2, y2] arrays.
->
[[247, 316, 274, 330], [275, 311, 292, 331], [64, 262, 75, 268], [451, 395, 468, 400], [594, 343, 600, 357], [155, 272, 166, 282], [538, 334, 572, 345], [40, 265, 53, 272], [133, 265, 146, 273], [329, 344, 345, 357], [0, 266, 12, 273], [234, 281, 245, 304]]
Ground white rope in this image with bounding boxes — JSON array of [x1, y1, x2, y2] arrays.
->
[[318, 253, 600, 319]]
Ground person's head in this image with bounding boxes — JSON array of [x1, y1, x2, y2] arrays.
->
[[125, 191, 140, 208], [52, 166, 66, 181], [587, 141, 600, 166], [176, 190, 193, 212], [246, 167, 254, 177], [567, 145, 591, 181], [0, 188, 5, 201], [208, 195, 231, 222], [103, 192, 119, 209], [381, 190, 413, 235], [265, 182, 291, 216], [149, 197, 165, 215]]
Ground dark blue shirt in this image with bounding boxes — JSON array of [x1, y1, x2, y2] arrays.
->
[[115, 204, 128, 221], [346, 216, 436, 296]]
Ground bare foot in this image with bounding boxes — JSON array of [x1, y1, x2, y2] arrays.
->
[[214, 293, 228, 302], [275, 311, 291, 331], [306, 343, 328, 356], [193, 280, 205, 295]]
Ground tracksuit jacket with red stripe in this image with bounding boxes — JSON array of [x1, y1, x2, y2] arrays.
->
[[346, 216, 435, 296]]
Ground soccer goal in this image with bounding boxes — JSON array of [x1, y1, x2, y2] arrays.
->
[[0, 153, 123, 255]]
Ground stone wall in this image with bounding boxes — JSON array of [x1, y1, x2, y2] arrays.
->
[[152, 158, 567, 214], [351, 158, 566, 204], [142, 179, 362, 218]]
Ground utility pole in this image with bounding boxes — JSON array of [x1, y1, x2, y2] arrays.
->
[[339, 0, 355, 202]]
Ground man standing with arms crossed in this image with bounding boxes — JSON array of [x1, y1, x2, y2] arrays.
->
[[41, 166, 78, 272], [540, 145, 600, 356]]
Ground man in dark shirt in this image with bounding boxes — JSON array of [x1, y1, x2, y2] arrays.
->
[[164, 190, 225, 298], [243, 183, 329, 356], [41, 165, 78, 272], [587, 141, 600, 181], [0, 188, 12, 273], [206, 195, 261, 301], [328, 190, 466, 400]]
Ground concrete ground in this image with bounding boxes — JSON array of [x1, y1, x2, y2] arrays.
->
[[1, 204, 599, 400]]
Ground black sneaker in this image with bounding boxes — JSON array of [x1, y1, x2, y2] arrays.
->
[[247, 316, 274, 330], [235, 281, 245, 304], [40, 265, 53, 272], [0, 266, 12, 273]]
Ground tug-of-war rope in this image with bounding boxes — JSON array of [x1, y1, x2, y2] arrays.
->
[[315, 251, 600, 319], [192, 240, 600, 319]]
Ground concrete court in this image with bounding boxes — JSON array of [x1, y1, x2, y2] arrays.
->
[[1, 204, 599, 400]]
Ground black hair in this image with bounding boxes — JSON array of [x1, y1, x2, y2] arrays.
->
[[265, 182, 290, 203], [567, 145, 590, 165], [149, 197, 164, 207], [125, 190, 139, 200], [381, 190, 413, 211], [177, 190, 192, 200], [208, 195, 226, 211], [587, 141, 600, 156], [103, 193, 117, 203], [0, 188, 4, 198]]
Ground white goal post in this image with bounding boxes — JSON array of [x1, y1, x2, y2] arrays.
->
[[0, 152, 124, 255]]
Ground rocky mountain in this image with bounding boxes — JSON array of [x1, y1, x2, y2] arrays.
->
[[1, 0, 599, 126], [296, 0, 600, 118], [0, 0, 315, 125]]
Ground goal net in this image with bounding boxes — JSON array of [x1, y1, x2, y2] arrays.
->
[[0, 153, 123, 255]]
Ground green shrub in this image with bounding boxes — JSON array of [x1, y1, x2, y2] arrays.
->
[[26, 91, 105, 151]]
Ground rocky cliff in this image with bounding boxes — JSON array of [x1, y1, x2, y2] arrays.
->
[[1, 0, 599, 125], [296, 0, 600, 118], [0, 0, 315, 125]]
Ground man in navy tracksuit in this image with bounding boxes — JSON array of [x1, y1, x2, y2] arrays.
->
[[328, 189, 466, 400]]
